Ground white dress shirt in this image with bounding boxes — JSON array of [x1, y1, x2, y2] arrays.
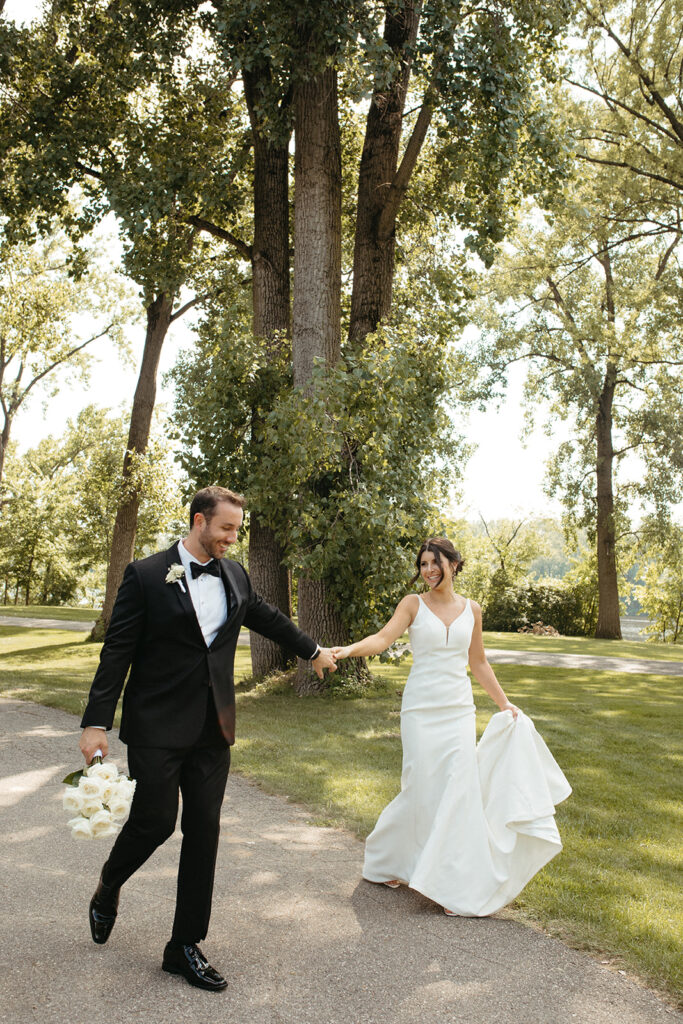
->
[[177, 539, 228, 647]]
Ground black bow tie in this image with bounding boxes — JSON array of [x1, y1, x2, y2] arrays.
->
[[190, 559, 220, 579]]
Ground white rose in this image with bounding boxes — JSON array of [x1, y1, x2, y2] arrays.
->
[[87, 761, 119, 782], [89, 809, 119, 838], [81, 796, 105, 817], [108, 794, 132, 821], [114, 778, 136, 802], [70, 816, 94, 839], [62, 786, 86, 815], [99, 782, 115, 803], [79, 774, 107, 800]]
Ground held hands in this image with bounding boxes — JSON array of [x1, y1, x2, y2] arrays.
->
[[80, 726, 109, 763], [330, 646, 352, 661], [311, 646, 338, 679]]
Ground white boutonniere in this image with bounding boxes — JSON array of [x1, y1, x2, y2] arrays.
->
[[165, 563, 187, 592]]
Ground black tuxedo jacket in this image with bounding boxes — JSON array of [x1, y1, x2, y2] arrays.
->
[[80, 543, 317, 747]]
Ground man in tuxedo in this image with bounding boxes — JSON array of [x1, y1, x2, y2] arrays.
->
[[79, 486, 337, 992]]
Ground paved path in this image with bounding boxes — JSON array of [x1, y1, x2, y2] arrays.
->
[[0, 697, 678, 1024], [3, 615, 682, 675], [485, 648, 683, 677]]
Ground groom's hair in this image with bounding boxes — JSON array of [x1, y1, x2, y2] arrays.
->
[[190, 486, 245, 527]]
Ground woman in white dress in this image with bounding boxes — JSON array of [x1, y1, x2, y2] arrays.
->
[[332, 537, 571, 917]]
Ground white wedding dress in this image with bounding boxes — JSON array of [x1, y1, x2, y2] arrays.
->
[[362, 596, 572, 915]]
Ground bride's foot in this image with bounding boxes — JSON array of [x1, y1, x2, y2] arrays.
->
[[444, 908, 457, 916], [383, 880, 401, 889]]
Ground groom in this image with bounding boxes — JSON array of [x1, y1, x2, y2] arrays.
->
[[79, 486, 336, 992]]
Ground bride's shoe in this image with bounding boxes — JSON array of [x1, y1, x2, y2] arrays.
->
[[383, 880, 401, 888], [443, 908, 457, 916]]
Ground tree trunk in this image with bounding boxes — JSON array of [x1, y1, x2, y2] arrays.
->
[[292, 68, 342, 385], [90, 291, 173, 640], [348, 0, 422, 347], [0, 411, 12, 484], [595, 370, 622, 639], [247, 514, 293, 672], [25, 553, 33, 605], [243, 68, 294, 676], [40, 560, 51, 605], [292, 66, 343, 693]]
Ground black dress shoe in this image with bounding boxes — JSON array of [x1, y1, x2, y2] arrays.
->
[[162, 942, 228, 991], [88, 877, 120, 945]]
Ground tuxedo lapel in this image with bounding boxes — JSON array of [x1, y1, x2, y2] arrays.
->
[[164, 543, 205, 645]]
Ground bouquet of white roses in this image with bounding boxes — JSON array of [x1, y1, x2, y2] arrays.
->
[[62, 755, 136, 840]]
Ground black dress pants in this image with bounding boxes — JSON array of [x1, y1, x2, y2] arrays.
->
[[100, 693, 231, 944]]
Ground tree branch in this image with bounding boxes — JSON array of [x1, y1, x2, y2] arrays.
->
[[583, 4, 683, 142], [74, 160, 104, 181], [566, 77, 680, 144], [17, 326, 113, 407], [655, 229, 682, 280], [377, 95, 433, 242], [576, 152, 683, 192], [184, 215, 253, 261]]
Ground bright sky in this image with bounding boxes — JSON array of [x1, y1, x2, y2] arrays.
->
[[6, 0, 564, 522]]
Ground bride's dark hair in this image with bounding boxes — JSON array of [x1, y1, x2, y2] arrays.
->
[[410, 537, 465, 587]]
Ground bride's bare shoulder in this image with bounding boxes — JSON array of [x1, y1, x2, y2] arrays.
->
[[397, 593, 420, 621]]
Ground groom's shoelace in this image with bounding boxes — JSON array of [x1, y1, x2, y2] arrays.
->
[[184, 945, 210, 972]]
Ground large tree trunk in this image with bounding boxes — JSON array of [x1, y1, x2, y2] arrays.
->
[[595, 369, 622, 639], [90, 291, 173, 641], [243, 68, 294, 676], [291, 66, 344, 694], [348, 0, 422, 346]]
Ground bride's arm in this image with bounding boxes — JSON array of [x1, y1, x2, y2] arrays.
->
[[467, 602, 519, 717], [332, 595, 417, 659]]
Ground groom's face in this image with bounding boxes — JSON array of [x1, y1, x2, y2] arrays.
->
[[196, 500, 244, 560]]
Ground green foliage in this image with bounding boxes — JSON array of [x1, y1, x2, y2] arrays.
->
[[0, 222, 134, 477], [569, 0, 683, 230], [209, 0, 571, 261], [172, 317, 472, 637], [475, 142, 683, 634], [482, 571, 594, 636], [637, 519, 683, 644], [0, 1, 250, 298], [0, 407, 184, 605]]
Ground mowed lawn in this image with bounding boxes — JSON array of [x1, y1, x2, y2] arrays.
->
[[0, 623, 681, 1005], [0, 605, 98, 622]]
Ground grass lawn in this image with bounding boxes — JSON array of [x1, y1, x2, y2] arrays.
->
[[483, 630, 683, 662], [0, 605, 98, 622], [0, 623, 681, 1005]]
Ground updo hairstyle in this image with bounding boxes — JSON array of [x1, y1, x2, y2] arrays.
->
[[410, 536, 465, 587]]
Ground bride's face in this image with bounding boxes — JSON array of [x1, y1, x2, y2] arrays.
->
[[420, 550, 451, 590]]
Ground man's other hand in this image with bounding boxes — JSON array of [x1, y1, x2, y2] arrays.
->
[[80, 727, 109, 763]]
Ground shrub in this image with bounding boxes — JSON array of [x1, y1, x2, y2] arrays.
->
[[483, 571, 595, 635]]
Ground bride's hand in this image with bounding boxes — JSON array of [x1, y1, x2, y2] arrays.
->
[[500, 701, 520, 719], [331, 646, 352, 660]]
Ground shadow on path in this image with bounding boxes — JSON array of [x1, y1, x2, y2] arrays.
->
[[1, 698, 679, 1024]]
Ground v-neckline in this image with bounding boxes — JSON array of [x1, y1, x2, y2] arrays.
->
[[419, 595, 469, 631]]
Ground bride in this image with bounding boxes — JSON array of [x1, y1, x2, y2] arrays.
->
[[332, 536, 571, 917]]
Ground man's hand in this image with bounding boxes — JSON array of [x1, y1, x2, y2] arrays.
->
[[80, 727, 108, 763], [311, 647, 338, 679]]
